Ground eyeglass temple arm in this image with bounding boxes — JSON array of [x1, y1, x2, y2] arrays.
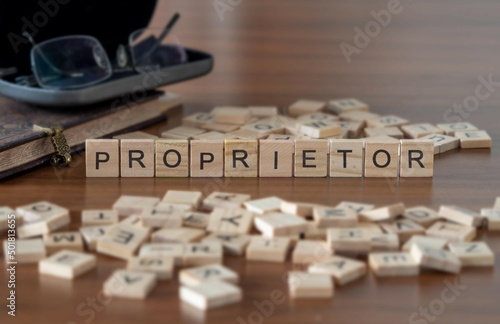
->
[[157, 12, 180, 45], [133, 12, 180, 63]]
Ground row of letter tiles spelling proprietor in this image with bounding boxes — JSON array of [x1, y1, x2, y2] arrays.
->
[[85, 138, 434, 178]]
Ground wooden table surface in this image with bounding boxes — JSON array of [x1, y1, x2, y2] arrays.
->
[[2, 0, 500, 323]]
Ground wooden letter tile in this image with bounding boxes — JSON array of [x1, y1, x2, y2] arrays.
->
[[436, 122, 478, 136], [162, 190, 203, 208], [212, 106, 251, 124], [455, 130, 492, 149], [246, 236, 291, 262], [179, 281, 242, 310], [299, 120, 341, 138], [288, 271, 334, 298], [419, 133, 460, 154], [243, 197, 282, 214], [16, 201, 69, 223], [494, 197, 500, 210], [228, 128, 268, 140], [448, 242, 495, 267], [294, 139, 328, 177], [359, 203, 405, 222], [266, 134, 296, 140], [3, 238, 46, 263], [303, 223, 327, 240], [241, 118, 285, 135], [402, 235, 448, 252], [44, 231, 84, 255], [297, 113, 339, 123], [481, 209, 500, 231], [155, 139, 190, 177], [119, 215, 148, 229], [140, 205, 184, 228], [329, 139, 363, 177], [288, 99, 326, 117], [79, 225, 112, 251], [224, 139, 258, 177], [366, 115, 409, 128], [208, 208, 254, 234], [39, 250, 96, 279], [292, 240, 332, 264], [151, 228, 205, 244], [339, 111, 380, 124], [161, 126, 206, 140], [183, 211, 211, 229], [127, 255, 174, 280], [190, 140, 224, 177], [426, 221, 476, 242], [259, 139, 294, 177], [410, 244, 461, 274], [192, 131, 234, 140], [438, 205, 483, 227], [364, 140, 400, 177], [308, 255, 367, 285], [355, 223, 384, 234], [403, 206, 440, 227], [182, 112, 215, 128], [363, 135, 400, 143], [248, 106, 279, 117], [368, 252, 419, 277], [138, 243, 184, 266], [369, 233, 400, 252], [338, 121, 364, 138], [201, 122, 241, 133], [120, 139, 155, 177], [254, 213, 307, 237], [202, 233, 252, 256], [399, 139, 434, 177], [327, 228, 372, 255], [337, 201, 375, 214], [380, 219, 426, 243], [364, 127, 404, 139], [400, 123, 444, 138], [103, 270, 157, 300], [81, 210, 118, 226], [86, 139, 119, 177], [326, 98, 369, 114], [0, 206, 15, 232], [202, 192, 251, 210], [313, 206, 358, 228], [112, 195, 160, 217], [96, 224, 149, 259], [179, 264, 239, 286], [183, 242, 223, 266], [16, 205, 70, 239], [280, 201, 317, 217]]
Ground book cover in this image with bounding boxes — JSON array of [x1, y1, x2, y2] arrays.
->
[[0, 91, 181, 179]]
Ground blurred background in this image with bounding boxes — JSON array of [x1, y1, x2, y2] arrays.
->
[[153, 0, 500, 116]]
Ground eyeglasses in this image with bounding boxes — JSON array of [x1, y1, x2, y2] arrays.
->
[[20, 13, 186, 90]]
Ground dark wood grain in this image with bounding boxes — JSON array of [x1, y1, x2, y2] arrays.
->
[[1, 0, 500, 323]]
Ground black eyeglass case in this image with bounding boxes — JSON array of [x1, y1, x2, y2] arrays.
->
[[0, 0, 213, 107]]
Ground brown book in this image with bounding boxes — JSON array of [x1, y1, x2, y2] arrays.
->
[[0, 92, 182, 179]]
